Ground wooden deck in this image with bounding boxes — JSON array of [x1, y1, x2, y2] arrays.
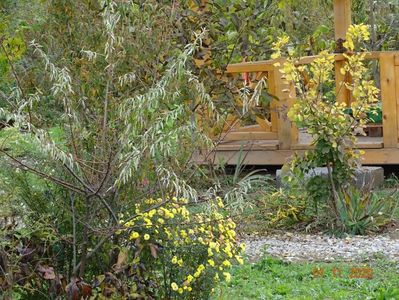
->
[[199, 0, 399, 166], [206, 134, 399, 166], [200, 49, 399, 165], [207, 147, 399, 166]]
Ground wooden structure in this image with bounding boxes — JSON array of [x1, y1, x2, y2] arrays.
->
[[205, 0, 399, 165]]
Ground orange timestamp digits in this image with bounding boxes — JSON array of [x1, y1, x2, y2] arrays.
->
[[312, 266, 373, 279]]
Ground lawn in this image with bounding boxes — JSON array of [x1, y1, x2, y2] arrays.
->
[[215, 256, 399, 300]]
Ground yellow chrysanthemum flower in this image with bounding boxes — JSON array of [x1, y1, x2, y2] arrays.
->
[[235, 255, 244, 265], [223, 272, 231, 282], [171, 282, 178, 291], [222, 260, 231, 267], [130, 232, 139, 240], [144, 234, 150, 241], [177, 259, 183, 267]]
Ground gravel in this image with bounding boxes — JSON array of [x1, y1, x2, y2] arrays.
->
[[242, 231, 399, 263]]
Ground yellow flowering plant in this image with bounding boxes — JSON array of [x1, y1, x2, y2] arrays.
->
[[118, 196, 244, 299], [273, 24, 379, 220]]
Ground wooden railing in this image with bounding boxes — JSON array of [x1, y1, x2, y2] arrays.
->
[[219, 51, 399, 151]]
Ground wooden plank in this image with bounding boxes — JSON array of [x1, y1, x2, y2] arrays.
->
[[288, 95, 299, 146], [216, 140, 279, 151], [255, 117, 272, 131], [396, 55, 399, 142], [361, 148, 399, 164], [333, 0, 352, 105], [380, 54, 398, 148], [197, 148, 399, 166], [226, 61, 275, 73], [298, 52, 397, 65], [333, 0, 352, 41], [273, 66, 297, 150], [225, 52, 399, 74], [221, 131, 278, 141], [274, 68, 290, 149], [231, 125, 264, 132], [208, 150, 297, 165], [267, 70, 279, 133], [357, 142, 384, 149], [291, 141, 383, 150]]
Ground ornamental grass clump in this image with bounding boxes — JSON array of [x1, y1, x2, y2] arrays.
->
[[119, 196, 245, 299]]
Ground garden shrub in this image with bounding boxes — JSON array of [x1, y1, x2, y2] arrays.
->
[[1, 196, 244, 299], [305, 175, 331, 215], [259, 188, 307, 228], [0, 1, 246, 298], [336, 186, 397, 235], [1, 213, 62, 299], [272, 25, 388, 232], [116, 196, 244, 299]]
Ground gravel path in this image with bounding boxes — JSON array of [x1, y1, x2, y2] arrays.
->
[[243, 231, 399, 263]]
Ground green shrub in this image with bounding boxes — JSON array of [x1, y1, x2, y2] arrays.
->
[[336, 186, 397, 235], [257, 188, 308, 228], [275, 25, 381, 229], [1, 195, 244, 299], [306, 175, 331, 214]]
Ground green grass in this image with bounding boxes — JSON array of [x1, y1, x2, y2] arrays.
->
[[215, 256, 399, 300]]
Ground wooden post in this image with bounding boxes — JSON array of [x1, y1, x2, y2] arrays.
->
[[395, 55, 399, 146], [333, 0, 352, 41], [380, 54, 398, 148], [272, 67, 298, 150], [267, 71, 279, 133], [334, 0, 352, 105]]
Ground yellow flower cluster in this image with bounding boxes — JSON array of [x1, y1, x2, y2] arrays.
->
[[343, 24, 370, 51], [122, 196, 245, 295], [271, 34, 290, 59]]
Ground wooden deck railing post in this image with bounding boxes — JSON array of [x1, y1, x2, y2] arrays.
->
[[334, 0, 352, 106], [395, 55, 399, 146], [380, 54, 398, 148], [267, 71, 279, 133], [272, 66, 298, 150]]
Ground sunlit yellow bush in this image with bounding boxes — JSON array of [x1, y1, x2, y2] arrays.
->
[[271, 24, 380, 225]]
